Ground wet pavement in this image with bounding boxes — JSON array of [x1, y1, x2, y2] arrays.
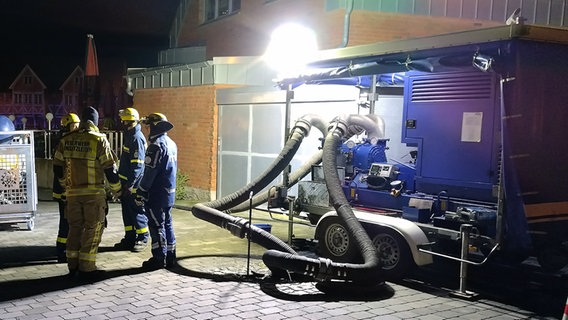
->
[[0, 192, 564, 319]]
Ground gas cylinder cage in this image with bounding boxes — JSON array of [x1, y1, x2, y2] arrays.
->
[[0, 131, 37, 230]]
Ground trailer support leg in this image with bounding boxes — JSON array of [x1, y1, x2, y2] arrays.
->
[[450, 224, 479, 300], [287, 196, 295, 246]]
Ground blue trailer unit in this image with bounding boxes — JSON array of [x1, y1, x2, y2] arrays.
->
[[286, 23, 568, 274]]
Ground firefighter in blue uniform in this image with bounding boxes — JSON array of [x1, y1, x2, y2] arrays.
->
[[114, 107, 149, 252], [53, 107, 121, 280], [136, 113, 178, 270], [52, 113, 80, 262]]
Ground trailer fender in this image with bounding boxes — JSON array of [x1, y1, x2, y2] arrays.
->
[[317, 210, 433, 267]]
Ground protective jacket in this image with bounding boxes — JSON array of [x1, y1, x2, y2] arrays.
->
[[53, 121, 120, 196], [138, 133, 177, 207], [117, 123, 146, 190]]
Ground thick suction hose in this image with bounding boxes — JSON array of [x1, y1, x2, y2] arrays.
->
[[262, 115, 383, 283], [192, 113, 384, 284]]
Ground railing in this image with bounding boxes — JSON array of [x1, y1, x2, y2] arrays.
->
[[32, 130, 123, 159]]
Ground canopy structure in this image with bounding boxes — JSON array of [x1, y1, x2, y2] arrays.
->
[[277, 24, 568, 88]]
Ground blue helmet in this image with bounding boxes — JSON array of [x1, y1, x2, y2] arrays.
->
[[0, 115, 15, 144]]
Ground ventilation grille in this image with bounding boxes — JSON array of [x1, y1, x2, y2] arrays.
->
[[411, 73, 493, 102]]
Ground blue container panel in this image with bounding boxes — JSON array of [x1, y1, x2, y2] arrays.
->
[[402, 71, 499, 201]]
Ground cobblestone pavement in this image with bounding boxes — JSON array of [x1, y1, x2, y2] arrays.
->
[[0, 195, 562, 319]]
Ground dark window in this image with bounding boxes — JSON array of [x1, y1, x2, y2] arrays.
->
[[204, 0, 240, 23]]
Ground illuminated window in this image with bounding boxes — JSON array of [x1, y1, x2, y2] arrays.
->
[[204, 0, 240, 23]]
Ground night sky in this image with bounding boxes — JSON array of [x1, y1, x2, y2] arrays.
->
[[0, 0, 180, 90]]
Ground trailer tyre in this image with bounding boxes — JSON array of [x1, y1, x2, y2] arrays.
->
[[316, 216, 358, 262], [371, 227, 413, 280]]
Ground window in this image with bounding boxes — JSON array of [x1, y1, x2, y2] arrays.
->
[[204, 0, 240, 23], [24, 76, 32, 85], [34, 94, 43, 105], [65, 95, 73, 106], [14, 93, 22, 104], [24, 94, 32, 104]]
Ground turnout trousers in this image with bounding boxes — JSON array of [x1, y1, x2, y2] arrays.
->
[[120, 192, 149, 243], [56, 200, 69, 257], [66, 195, 107, 273], [145, 205, 176, 263]]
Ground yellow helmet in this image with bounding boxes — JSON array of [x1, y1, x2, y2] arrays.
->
[[119, 108, 140, 121], [61, 113, 80, 127], [142, 112, 168, 125]]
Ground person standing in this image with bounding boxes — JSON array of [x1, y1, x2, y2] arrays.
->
[[52, 113, 81, 263], [53, 106, 121, 280], [136, 113, 178, 270], [113, 107, 149, 252]]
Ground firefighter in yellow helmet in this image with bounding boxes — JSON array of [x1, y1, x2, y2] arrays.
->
[[53, 107, 121, 281], [114, 107, 149, 252], [52, 113, 81, 262]]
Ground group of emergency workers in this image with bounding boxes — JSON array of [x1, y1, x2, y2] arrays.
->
[[52, 106, 178, 281]]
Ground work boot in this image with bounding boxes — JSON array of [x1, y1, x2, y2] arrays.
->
[[166, 258, 177, 269], [132, 240, 147, 252], [142, 257, 165, 270], [166, 251, 177, 269], [113, 238, 134, 251]]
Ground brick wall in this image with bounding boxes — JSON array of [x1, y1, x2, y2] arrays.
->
[[177, 0, 501, 58], [133, 85, 219, 201]]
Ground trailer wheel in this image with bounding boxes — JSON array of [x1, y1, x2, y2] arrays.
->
[[371, 228, 413, 280], [316, 216, 357, 262]]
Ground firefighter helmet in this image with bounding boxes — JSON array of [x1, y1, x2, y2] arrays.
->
[[0, 115, 15, 144], [119, 108, 140, 121], [143, 113, 173, 136], [60, 113, 80, 127]]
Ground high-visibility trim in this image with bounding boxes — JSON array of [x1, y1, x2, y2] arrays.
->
[[67, 250, 79, 258], [56, 237, 67, 244], [525, 201, 568, 224], [87, 159, 96, 186], [136, 227, 149, 234], [109, 181, 121, 192], [66, 188, 106, 197], [124, 225, 134, 231], [53, 193, 63, 199], [79, 252, 97, 262], [123, 146, 130, 152], [119, 174, 128, 180], [131, 159, 144, 164]]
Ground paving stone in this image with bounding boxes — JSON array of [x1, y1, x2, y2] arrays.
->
[[0, 196, 560, 320]]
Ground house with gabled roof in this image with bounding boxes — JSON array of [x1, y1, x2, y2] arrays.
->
[[5, 64, 47, 129], [56, 66, 84, 127]]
